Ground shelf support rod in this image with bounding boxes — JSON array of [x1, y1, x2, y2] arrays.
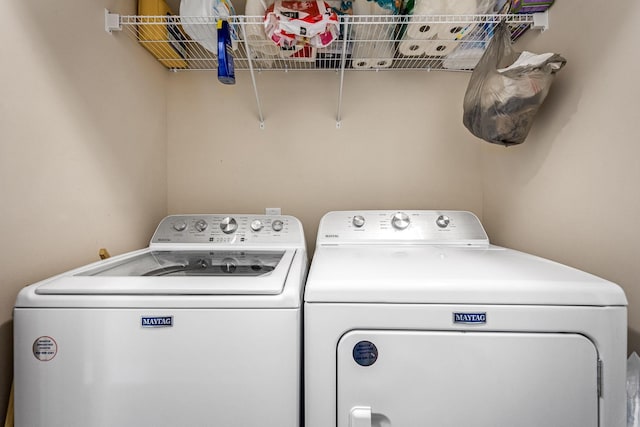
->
[[240, 17, 265, 129], [104, 9, 122, 33], [335, 16, 351, 129]]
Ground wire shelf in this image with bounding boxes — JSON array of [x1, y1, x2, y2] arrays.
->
[[106, 10, 547, 127], [115, 13, 540, 72]]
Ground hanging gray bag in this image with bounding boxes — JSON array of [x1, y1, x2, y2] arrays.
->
[[463, 22, 566, 146]]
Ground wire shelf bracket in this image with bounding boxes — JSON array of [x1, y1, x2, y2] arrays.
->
[[531, 10, 549, 32], [105, 10, 122, 33]]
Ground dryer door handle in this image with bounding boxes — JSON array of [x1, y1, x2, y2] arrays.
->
[[350, 406, 372, 427]]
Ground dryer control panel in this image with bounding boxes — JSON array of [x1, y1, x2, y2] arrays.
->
[[150, 214, 304, 247], [317, 210, 489, 246]]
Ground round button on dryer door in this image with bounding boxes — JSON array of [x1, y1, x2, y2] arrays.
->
[[272, 220, 284, 232], [436, 215, 450, 228], [220, 217, 238, 234], [352, 215, 365, 228], [391, 212, 410, 230], [250, 220, 264, 232], [195, 219, 208, 232]]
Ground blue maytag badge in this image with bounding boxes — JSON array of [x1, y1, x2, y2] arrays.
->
[[141, 316, 173, 328], [453, 312, 487, 324]]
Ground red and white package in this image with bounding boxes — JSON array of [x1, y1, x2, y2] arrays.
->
[[264, 0, 339, 48]]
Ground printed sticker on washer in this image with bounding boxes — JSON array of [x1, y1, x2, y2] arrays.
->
[[33, 336, 58, 361]]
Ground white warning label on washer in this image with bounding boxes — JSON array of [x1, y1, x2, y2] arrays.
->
[[32, 336, 57, 361]]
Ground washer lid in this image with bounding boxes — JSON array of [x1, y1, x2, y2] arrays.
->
[[36, 249, 296, 295], [304, 245, 627, 306]]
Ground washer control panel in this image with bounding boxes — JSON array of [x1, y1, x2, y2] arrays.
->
[[151, 214, 304, 246], [317, 210, 489, 245]]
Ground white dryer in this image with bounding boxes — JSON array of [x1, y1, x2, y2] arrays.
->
[[14, 214, 307, 427], [304, 210, 628, 427]]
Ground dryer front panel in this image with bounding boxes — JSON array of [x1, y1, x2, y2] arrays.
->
[[337, 330, 598, 427]]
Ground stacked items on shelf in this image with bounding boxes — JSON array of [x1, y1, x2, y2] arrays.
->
[[349, 0, 399, 69], [399, 0, 487, 58], [137, 0, 189, 68], [264, 0, 340, 48], [243, 0, 304, 68], [132, 0, 554, 71]]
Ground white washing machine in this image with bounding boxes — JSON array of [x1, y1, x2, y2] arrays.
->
[[14, 214, 307, 427], [304, 210, 628, 427]]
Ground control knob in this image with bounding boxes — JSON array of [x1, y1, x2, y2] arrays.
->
[[194, 219, 208, 232], [173, 221, 187, 232], [250, 219, 264, 232], [220, 217, 238, 234], [391, 212, 410, 230], [272, 219, 284, 232], [352, 215, 365, 228], [436, 215, 450, 228]]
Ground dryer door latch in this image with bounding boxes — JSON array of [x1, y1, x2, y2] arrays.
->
[[350, 406, 371, 427]]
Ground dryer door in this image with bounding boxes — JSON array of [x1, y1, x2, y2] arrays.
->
[[337, 330, 598, 427]]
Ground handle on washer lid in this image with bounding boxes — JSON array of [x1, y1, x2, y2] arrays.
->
[[350, 406, 371, 427]]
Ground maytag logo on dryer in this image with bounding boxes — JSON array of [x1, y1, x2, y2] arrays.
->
[[453, 312, 487, 325], [141, 316, 174, 328]]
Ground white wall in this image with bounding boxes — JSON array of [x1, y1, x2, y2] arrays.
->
[[481, 0, 640, 351], [166, 70, 484, 251], [0, 0, 168, 419]]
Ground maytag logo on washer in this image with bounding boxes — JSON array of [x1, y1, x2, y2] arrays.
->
[[453, 312, 487, 324], [141, 316, 173, 328]]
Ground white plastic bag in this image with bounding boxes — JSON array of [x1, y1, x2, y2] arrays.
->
[[629, 352, 640, 427], [180, 0, 238, 54]]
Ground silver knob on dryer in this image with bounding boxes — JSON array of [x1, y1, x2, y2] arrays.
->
[[272, 220, 284, 232], [352, 215, 365, 228], [220, 217, 238, 234], [436, 215, 450, 228], [391, 212, 410, 230], [250, 219, 264, 232], [195, 219, 208, 232]]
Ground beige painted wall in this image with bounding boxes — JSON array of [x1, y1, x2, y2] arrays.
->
[[0, 0, 168, 419], [481, 0, 640, 353], [2, 0, 638, 421], [166, 70, 484, 251], [166, 0, 639, 354]]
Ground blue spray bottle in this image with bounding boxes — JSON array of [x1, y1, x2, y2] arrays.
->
[[217, 19, 235, 85]]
